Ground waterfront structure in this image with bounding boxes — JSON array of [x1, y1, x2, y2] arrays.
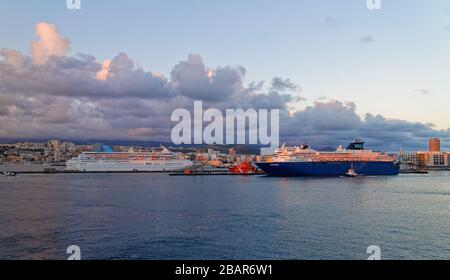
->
[[398, 152, 419, 165], [66, 146, 193, 172], [421, 138, 448, 170], [255, 140, 399, 177], [418, 151, 448, 170], [398, 138, 449, 170], [399, 151, 449, 170], [398, 152, 421, 171]]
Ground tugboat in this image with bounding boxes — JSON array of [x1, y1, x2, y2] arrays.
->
[[1, 171, 18, 177], [345, 165, 358, 177], [229, 161, 264, 174]]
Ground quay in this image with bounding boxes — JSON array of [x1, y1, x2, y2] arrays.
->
[[4, 168, 265, 176], [12, 170, 178, 174]]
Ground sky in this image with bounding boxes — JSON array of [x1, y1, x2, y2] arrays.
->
[[1, 0, 450, 151]]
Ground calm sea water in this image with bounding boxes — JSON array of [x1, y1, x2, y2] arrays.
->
[[1, 170, 450, 260]]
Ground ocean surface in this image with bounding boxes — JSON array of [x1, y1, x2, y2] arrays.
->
[[1, 168, 450, 260]]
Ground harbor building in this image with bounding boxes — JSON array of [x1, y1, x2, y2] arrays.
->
[[398, 152, 420, 171], [417, 151, 448, 169], [399, 138, 449, 171]]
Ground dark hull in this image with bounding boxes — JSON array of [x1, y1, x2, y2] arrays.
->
[[255, 161, 400, 177]]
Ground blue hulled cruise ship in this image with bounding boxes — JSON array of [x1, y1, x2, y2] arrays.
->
[[255, 140, 399, 177]]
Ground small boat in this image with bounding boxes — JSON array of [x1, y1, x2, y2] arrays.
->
[[0, 171, 18, 177], [345, 165, 358, 177]]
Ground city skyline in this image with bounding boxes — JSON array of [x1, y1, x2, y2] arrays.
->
[[1, 0, 450, 151]]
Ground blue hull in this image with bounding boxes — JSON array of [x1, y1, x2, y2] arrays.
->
[[255, 161, 400, 177]]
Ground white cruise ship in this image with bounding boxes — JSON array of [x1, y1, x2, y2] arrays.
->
[[66, 146, 193, 172]]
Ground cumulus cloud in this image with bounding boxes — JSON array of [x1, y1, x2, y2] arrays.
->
[[0, 49, 24, 69], [0, 23, 296, 141], [170, 54, 244, 101], [281, 100, 450, 151], [0, 50, 171, 99], [30, 22, 71, 64], [0, 22, 449, 151], [96, 60, 112, 81]]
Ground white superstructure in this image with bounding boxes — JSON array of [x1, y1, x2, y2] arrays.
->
[[66, 146, 193, 172]]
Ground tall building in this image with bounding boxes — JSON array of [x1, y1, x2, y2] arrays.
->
[[429, 138, 441, 152], [47, 139, 62, 162]]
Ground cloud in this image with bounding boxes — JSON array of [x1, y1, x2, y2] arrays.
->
[[30, 22, 71, 64], [359, 36, 374, 44], [281, 100, 450, 151], [96, 60, 112, 81], [0, 23, 299, 141], [0, 49, 24, 69], [170, 54, 244, 101], [127, 127, 154, 138], [1, 22, 449, 151], [443, 24, 450, 33], [271, 77, 300, 92], [324, 16, 342, 27], [0, 51, 171, 99], [414, 88, 432, 95]]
